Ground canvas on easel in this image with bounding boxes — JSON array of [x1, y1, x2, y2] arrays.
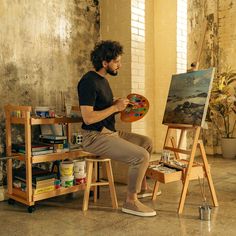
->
[[163, 68, 215, 127]]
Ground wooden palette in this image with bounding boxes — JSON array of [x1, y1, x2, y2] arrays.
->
[[120, 93, 149, 122]]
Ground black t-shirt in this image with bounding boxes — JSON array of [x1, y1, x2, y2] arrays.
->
[[77, 71, 116, 132]]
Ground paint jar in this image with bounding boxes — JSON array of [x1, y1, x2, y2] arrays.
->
[[60, 161, 74, 176], [54, 179, 61, 189], [49, 108, 55, 118], [73, 160, 86, 174], [74, 173, 86, 185], [160, 150, 171, 163]]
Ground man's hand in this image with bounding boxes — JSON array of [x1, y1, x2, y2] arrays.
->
[[113, 98, 130, 112]]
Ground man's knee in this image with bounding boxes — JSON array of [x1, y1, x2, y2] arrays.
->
[[143, 136, 153, 154], [136, 149, 150, 166]]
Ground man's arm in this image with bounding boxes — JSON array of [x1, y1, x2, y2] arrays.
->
[[80, 98, 129, 125]]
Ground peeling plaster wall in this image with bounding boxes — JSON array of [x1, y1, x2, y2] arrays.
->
[[0, 1, 100, 153], [188, 0, 218, 69], [188, 0, 236, 154], [218, 0, 236, 68]]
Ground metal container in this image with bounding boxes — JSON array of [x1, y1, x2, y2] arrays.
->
[[199, 204, 211, 221], [160, 150, 171, 163]]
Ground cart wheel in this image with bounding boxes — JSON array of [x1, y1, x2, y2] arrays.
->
[[8, 198, 15, 205], [28, 206, 36, 213]]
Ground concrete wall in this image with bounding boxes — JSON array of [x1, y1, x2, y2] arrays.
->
[[188, 0, 236, 154], [0, 0, 100, 151], [218, 0, 236, 68], [188, 0, 218, 69], [0, 0, 100, 189]]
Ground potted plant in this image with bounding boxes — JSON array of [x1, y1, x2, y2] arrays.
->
[[209, 67, 236, 158]]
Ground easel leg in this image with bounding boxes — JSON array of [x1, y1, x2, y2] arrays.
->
[[152, 180, 160, 200], [178, 172, 191, 214], [198, 140, 219, 207], [178, 127, 201, 214]]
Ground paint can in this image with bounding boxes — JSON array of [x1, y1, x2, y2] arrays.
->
[[73, 160, 86, 174], [160, 150, 171, 163], [74, 160, 86, 184], [60, 175, 74, 187], [60, 161, 74, 176], [74, 172, 86, 184], [199, 204, 211, 221]]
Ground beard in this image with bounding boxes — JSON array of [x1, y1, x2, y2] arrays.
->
[[106, 66, 118, 76]]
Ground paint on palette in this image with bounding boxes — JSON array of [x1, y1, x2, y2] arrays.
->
[[120, 94, 149, 122]]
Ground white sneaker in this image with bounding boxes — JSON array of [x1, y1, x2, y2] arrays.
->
[[137, 189, 162, 198], [122, 200, 156, 217]]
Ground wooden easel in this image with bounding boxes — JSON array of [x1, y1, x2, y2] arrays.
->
[[148, 18, 219, 214], [149, 124, 219, 214]]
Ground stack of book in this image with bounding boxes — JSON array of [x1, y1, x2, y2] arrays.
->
[[34, 178, 56, 194], [39, 135, 69, 152], [13, 167, 57, 194], [12, 143, 54, 156]]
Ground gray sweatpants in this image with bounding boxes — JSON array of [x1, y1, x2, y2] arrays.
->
[[81, 128, 153, 193]]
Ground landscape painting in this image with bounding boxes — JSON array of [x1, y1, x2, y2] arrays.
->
[[162, 68, 215, 127]]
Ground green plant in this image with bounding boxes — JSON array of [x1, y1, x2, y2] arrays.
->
[[209, 67, 236, 138]]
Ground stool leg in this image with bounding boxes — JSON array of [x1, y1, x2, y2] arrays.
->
[[105, 160, 118, 209], [82, 161, 93, 211], [93, 162, 98, 203], [152, 180, 160, 200]]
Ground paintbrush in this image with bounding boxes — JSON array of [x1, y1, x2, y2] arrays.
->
[[128, 101, 136, 106]]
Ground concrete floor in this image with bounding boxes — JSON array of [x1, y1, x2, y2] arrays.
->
[[0, 156, 236, 236]]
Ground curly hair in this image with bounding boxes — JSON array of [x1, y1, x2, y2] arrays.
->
[[90, 40, 123, 71]]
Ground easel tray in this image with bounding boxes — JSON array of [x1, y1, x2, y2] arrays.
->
[[146, 160, 205, 184]]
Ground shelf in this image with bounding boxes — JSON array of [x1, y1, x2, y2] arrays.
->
[[31, 116, 83, 125], [10, 116, 83, 125], [5, 104, 94, 210], [9, 188, 31, 205], [32, 149, 96, 163], [10, 184, 87, 204], [10, 150, 95, 163], [33, 184, 86, 201], [10, 117, 25, 124]]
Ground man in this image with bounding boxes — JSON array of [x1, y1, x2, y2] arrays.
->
[[78, 40, 159, 217]]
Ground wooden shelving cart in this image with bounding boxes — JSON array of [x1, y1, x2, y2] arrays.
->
[[4, 104, 95, 213]]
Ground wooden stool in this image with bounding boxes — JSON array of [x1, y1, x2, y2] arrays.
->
[[82, 158, 118, 211]]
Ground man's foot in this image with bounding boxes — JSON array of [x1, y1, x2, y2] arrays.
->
[[122, 200, 156, 217], [137, 189, 162, 198]]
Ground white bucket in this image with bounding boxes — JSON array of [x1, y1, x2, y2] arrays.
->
[[74, 173, 86, 185], [74, 172, 86, 179], [60, 161, 74, 176], [73, 160, 86, 174], [60, 175, 74, 187]]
